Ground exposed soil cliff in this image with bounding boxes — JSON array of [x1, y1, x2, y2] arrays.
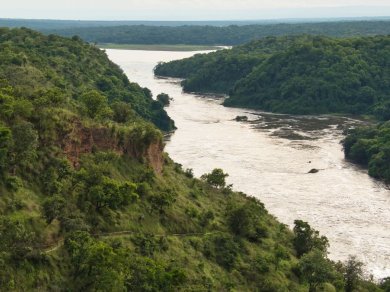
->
[[61, 120, 164, 173]]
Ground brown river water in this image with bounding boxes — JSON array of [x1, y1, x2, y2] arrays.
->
[[106, 49, 390, 279]]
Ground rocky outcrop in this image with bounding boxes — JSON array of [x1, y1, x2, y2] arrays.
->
[[61, 120, 164, 173], [235, 116, 248, 122], [145, 140, 164, 174]]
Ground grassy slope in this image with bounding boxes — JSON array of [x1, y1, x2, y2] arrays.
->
[[0, 27, 174, 131], [60, 157, 304, 291]]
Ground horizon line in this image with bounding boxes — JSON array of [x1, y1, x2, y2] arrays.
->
[[1, 15, 390, 23]]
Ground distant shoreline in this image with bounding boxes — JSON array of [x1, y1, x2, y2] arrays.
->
[[98, 43, 224, 51]]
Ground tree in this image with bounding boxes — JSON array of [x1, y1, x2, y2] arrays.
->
[[201, 168, 229, 188], [42, 195, 66, 223], [65, 231, 123, 290], [86, 177, 138, 212], [0, 216, 35, 260], [343, 256, 364, 292], [79, 90, 112, 119], [293, 220, 329, 257], [33, 88, 67, 107], [380, 277, 390, 292], [0, 92, 15, 120], [0, 125, 11, 171], [369, 146, 390, 183], [299, 249, 334, 292], [10, 121, 38, 167], [157, 93, 170, 106]]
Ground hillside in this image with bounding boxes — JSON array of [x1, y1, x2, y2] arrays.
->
[[154, 36, 300, 94], [0, 28, 384, 291], [155, 35, 390, 119], [0, 27, 174, 131]]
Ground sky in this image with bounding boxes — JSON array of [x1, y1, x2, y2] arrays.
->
[[1, 0, 390, 20]]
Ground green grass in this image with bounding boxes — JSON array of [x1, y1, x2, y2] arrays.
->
[[98, 43, 222, 51]]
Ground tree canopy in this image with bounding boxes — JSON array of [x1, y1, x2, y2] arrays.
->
[[156, 35, 390, 119], [343, 121, 390, 183]]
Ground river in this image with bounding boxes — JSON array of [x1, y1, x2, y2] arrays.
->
[[106, 48, 390, 279]]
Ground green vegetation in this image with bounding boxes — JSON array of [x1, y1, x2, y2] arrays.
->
[[298, 249, 335, 292], [0, 27, 174, 131], [201, 168, 229, 189], [99, 43, 220, 51], [155, 36, 298, 94], [0, 27, 384, 290], [38, 20, 390, 46], [155, 35, 390, 119], [293, 220, 329, 258], [343, 122, 390, 183], [156, 93, 171, 107]]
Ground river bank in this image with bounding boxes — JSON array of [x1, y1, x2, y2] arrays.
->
[[106, 48, 390, 279]]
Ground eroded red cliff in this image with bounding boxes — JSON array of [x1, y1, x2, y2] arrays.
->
[[60, 120, 164, 173]]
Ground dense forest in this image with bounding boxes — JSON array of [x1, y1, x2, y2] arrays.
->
[[0, 28, 386, 291], [36, 20, 390, 46], [155, 35, 390, 118], [343, 122, 390, 184], [0, 18, 296, 29]]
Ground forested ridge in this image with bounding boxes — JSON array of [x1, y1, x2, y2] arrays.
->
[[0, 28, 386, 291], [155, 35, 390, 119], [37, 20, 390, 46]]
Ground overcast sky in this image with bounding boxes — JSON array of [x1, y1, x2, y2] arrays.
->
[[2, 0, 390, 20]]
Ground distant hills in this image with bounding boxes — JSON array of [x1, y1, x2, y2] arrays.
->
[[1, 18, 390, 46], [2, 16, 390, 29]]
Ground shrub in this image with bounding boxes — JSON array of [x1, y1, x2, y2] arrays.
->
[[184, 168, 194, 178], [203, 233, 240, 271], [147, 190, 176, 214], [4, 176, 23, 192], [228, 199, 268, 242], [132, 233, 168, 256]]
